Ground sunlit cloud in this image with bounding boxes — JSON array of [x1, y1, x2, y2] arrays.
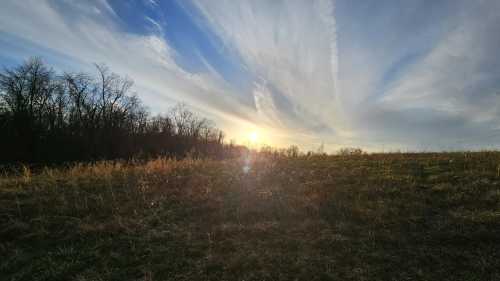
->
[[192, 0, 341, 133], [0, 0, 260, 139]]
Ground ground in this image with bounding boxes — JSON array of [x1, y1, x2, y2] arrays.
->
[[1, 153, 500, 280]]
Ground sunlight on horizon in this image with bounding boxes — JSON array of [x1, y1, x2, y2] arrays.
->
[[249, 131, 259, 143], [230, 125, 273, 148]]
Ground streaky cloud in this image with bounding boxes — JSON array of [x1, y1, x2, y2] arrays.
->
[[2, 0, 500, 150]]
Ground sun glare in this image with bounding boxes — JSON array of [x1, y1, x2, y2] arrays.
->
[[249, 131, 259, 143]]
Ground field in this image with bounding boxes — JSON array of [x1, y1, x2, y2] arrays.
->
[[1, 152, 500, 281]]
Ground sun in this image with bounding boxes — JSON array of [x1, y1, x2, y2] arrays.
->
[[248, 131, 259, 143]]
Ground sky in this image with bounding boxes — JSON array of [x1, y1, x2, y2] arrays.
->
[[1, 0, 500, 152]]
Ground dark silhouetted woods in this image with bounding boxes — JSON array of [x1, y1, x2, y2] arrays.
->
[[0, 58, 242, 164]]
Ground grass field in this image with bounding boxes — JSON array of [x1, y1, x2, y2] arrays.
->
[[1, 152, 500, 280]]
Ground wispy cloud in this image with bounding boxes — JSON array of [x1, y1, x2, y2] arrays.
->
[[0, 0, 263, 140], [1, 0, 500, 150], [350, 0, 500, 150], [191, 0, 342, 145]]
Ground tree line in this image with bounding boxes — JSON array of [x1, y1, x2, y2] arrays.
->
[[0, 58, 245, 164]]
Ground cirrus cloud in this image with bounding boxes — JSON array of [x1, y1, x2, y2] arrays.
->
[[1, 0, 500, 151]]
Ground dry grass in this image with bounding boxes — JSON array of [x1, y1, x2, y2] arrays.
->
[[1, 152, 500, 280]]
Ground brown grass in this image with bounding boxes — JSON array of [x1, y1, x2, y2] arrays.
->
[[1, 152, 500, 280]]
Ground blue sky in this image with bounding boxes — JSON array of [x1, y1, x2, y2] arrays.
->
[[1, 0, 500, 151]]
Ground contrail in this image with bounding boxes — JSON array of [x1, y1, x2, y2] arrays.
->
[[317, 0, 339, 104]]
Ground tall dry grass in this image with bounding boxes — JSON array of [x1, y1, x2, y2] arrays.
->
[[1, 153, 500, 280]]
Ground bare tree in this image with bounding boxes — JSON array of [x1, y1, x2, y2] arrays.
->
[[0, 58, 230, 163]]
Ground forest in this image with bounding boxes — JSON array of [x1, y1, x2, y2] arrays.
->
[[0, 58, 240, 164]]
